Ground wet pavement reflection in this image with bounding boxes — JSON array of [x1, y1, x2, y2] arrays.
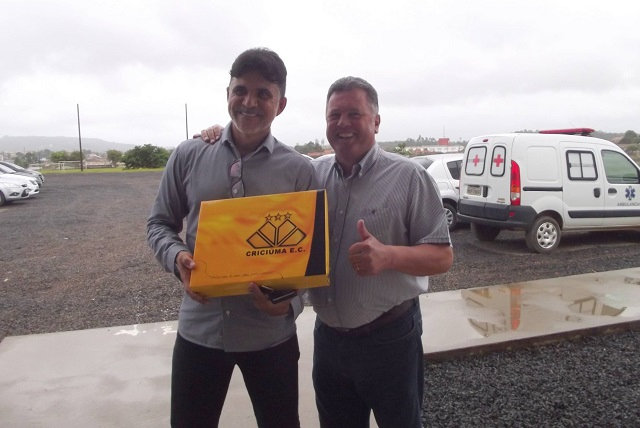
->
[[422, 267, 640, 359]]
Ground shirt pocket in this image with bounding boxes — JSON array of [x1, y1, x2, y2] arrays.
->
[[357, 206, 392, 243]]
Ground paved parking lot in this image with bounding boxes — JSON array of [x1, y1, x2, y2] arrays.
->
[[2, 171, 640, 340]]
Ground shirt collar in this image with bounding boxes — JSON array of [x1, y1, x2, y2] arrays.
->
[[332, 143, 380, 179], [221, 122, 275, 158]]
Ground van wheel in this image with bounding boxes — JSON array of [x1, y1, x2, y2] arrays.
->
[[525, 216, 561, 253], [443, 202, 458, 230], [471, 223, 500, 241]]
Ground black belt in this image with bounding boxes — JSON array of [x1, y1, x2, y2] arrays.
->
[[328, 298, 417, 337]]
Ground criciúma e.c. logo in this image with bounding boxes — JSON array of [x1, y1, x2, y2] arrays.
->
[[245, 212, 307, 256]]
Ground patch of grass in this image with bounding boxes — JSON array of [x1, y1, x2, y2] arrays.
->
[[42, 167, 165, 175]]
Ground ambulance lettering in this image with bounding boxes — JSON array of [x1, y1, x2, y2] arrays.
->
[[617, 186, 639, 206]]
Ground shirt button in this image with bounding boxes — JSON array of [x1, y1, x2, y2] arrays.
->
[[225, 310, 231, 316], [328, 298, 332, 302], [339, 210, 344, 214]]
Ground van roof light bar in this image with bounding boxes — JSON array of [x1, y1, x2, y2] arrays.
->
[[539, 128, 594, 136]]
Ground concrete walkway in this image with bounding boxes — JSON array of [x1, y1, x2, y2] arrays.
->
[[1, 267, 639, 427]]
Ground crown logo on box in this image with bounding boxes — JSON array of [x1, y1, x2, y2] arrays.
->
[[247, 212, 307, 249]]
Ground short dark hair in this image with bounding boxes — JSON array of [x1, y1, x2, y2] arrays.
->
[[326, 76, 379, 114], [229, 47, 287, 97]]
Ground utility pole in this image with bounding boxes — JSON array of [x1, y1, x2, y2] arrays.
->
[[77, 104, 84, 172], [185, 103, 189, 140]]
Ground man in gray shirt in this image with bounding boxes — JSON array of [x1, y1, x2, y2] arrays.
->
[[147, 47, 316, 428], [309, 76, 452, 428]]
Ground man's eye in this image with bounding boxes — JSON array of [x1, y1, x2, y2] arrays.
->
[[258, 90, 272, 100], [349, 113, 362, 119], [233, 88, 247, 96]]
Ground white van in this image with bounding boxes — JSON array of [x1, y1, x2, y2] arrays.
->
[[458, 128, 640, 253]]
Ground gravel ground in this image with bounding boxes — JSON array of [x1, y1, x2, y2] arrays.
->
[[1, 171, 639, 427], [423, 330, 639, 427]]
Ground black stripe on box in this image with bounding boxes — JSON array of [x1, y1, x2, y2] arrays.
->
[[305, 190, 327, 276]]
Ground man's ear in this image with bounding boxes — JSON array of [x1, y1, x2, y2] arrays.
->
[[276, 96, 287, 116], [374, 114, 381, 134]]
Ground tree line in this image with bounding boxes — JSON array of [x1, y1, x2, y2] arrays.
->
[[5, 130, 638, 169], [8, 144, 172, 169]]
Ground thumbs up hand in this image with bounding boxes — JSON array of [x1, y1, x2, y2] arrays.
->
[[348, 219, 387, 276], [357, 218, 372, 241]]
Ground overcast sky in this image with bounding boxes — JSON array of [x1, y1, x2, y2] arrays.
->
[[1, 0, 638, 150]]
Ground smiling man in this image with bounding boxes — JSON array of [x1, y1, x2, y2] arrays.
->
[[147, 48, 316, 428], [308, 77, 453, 428]]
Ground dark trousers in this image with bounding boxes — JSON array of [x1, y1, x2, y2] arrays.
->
[[313, 303, 424, 428], [171, 333, 300, 428]]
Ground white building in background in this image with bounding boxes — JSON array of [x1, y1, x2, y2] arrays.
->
[[409, 138, 465, 154], [420, 145, 465, 153]]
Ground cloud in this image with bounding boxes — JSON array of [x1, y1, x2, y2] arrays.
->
[[1, 0, 638, 150]]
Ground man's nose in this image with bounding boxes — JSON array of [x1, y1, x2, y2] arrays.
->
[[336, 114, 349, 127], [242, 92, 258, 107]]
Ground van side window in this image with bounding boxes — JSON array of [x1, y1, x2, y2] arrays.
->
[[465, 147, 486, 176], [566, 151, 597, 181], [601, 150, 640, 184], [490, 146, 506, 177]]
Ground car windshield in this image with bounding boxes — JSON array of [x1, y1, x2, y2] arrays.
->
[[3, 162, 25, 171]]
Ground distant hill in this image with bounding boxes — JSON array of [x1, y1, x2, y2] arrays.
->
[[0, 136, 136, 154]]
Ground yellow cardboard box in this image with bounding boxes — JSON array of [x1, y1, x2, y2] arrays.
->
[[189, 190, 329, 297]]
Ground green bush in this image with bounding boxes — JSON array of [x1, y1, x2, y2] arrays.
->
[[121, 144, 171, 169]]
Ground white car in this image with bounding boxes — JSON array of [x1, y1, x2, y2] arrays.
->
[[0, 178, 30, 206], [0, 161, 44, 186], [0, 172, 39, 197], [413, 153, 464, 230]]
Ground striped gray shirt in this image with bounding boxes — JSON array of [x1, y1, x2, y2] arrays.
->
[[147, 124, 317, 351], [308, 144, 451, 328]]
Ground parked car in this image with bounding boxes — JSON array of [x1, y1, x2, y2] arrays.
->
[[0, 163, 43, 187], [413, 153, 464, 230], [0, 178, 30, 206], [0, 161, 44, 185], [0, 170, 39, 197]]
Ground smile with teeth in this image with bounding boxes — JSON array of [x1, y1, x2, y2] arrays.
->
[[338, 132, 354, 138], [238, 108, 260, 117]]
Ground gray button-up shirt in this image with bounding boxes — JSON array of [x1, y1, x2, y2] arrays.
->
[[147, 124, 317, 352], [308, 144, 451, 329]]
